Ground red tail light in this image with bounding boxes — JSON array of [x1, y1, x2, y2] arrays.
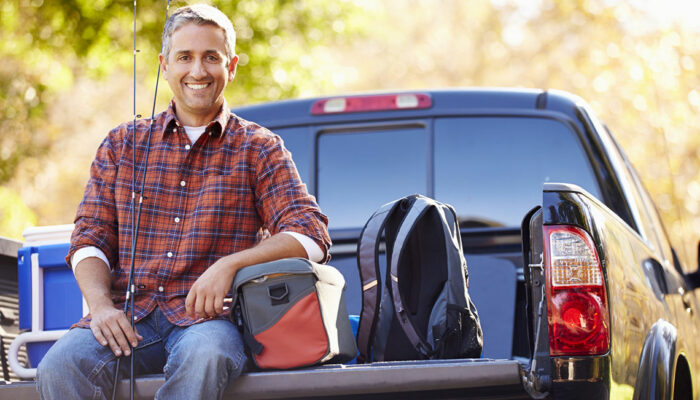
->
[[544, 225, 609, 356], [311, 93, 432, 115]]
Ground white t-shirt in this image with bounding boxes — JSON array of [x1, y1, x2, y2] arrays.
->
[[183, 125, 206, 145]]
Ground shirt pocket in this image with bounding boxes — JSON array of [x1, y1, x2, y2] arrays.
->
[[198, 174, 252, 207], [192, 174, 259, 245]]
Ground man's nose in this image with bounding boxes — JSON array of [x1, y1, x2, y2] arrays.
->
[[190, 58, 207, 79]]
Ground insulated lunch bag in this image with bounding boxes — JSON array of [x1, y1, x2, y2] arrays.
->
[[356, 194, 483, 362], [231, 258, 357, 369]]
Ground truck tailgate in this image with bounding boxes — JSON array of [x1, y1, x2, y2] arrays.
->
[[1, 359, 528, 399]]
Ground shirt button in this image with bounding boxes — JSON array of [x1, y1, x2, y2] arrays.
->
[[185, 144, 191, 150], [174, 217, 180, 223], [167, 251, 173, 258], [180, 180, 186, 187], [158, 286, 164, 292]]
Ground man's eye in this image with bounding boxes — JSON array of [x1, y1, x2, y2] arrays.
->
[[178, 55, 190, 61], [207, 55, 219, 62]]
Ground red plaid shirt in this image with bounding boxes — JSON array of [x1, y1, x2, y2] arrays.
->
[[68, 101, 331, 327]]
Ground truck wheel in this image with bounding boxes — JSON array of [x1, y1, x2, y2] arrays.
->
[[672, 357, 692, 400]]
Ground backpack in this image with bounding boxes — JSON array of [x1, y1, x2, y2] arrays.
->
[[356, 194, 483, 362], [231, 258, 357, 369]]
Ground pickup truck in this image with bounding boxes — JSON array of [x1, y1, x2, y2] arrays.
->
[[1, 88, 699, 399]]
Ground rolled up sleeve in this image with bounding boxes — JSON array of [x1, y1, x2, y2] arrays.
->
[[66, 130, 122, 269], [254, 134, 331, 262]]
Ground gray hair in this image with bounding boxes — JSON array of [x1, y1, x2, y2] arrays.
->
[[162, 4, 236, 63]]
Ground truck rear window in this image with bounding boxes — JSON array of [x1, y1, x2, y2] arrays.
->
[[434, 117, 601, 228], [317, 126, 428, 229], [313, 117, 600, 230], [275, 126, 311, 185]]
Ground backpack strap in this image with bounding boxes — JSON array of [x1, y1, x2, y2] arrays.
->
[[439, 204, 470, 292], [388, 196, 435, 357], [355, 200, 400, 363]]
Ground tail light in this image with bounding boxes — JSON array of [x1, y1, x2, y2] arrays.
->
[[311, 93, 432, 115], [544, 225, 609, 356]]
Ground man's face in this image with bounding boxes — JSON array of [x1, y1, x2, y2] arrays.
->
[[159, 23, 238, 126]]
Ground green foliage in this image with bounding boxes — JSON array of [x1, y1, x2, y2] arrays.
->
[[0, 0, 365, 186], [0, 187, 37, 240], [5, 0, 699, 259], [337, 0, 700, 268]]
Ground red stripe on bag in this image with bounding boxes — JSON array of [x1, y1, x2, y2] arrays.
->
[[254, 291, 329, 369]]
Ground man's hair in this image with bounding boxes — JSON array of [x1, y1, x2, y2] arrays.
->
[[162, 4, 236, 63]]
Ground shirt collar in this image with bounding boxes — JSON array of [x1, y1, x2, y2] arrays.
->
[[163, 100, 231, 138]]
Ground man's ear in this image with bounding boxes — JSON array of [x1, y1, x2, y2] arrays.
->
[[227, 55, 239, 82], [159, 53, 168, 76]]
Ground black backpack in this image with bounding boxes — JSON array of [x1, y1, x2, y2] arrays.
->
[[355, 194, 483, 362]]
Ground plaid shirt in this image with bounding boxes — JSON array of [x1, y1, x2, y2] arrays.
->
[[68, 100, 331, 327]]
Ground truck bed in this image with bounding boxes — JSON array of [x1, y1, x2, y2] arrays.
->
[[0, 358, 528, 399]]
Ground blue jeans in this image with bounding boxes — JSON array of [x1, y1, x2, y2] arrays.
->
[[36, 307, 247, 400]]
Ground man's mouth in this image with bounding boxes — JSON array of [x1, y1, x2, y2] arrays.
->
[[185, 82, 211, 90]]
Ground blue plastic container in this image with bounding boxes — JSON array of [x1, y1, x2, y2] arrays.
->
[[346, 314, 359, 364], [17, 243, 83, 367]]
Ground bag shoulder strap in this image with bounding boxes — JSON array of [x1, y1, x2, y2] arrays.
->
[[439, 204, 470, 294], [388, 196, 435, 357], [355, 199, 400, 363]]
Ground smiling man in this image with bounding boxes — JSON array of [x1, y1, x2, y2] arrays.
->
[[36, 4, 330, 399]]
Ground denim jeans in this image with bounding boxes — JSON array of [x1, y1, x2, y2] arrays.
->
[[36, 307, 247, 400]]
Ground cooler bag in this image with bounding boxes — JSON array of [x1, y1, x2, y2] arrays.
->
[[231, 258, 357, 369]]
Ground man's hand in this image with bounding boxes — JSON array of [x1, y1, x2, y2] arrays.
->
[[185, 258, 236, 319], [89, 303, 143, 357], [185, 232, 309, 319], [73, 256, 142, 357]]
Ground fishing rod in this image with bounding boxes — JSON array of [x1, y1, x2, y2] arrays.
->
[[111, 0, 171, 399]]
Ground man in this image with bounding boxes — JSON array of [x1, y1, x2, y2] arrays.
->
[[36, 4, 330, 399]]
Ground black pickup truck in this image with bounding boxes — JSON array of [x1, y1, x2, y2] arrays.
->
[[2, 89, 699, 399]]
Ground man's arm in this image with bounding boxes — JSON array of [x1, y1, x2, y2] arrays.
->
[[66, 129, 123, 272], [74, 258, 142, 357], [185, 232, 307, 319], [254, 133, 332, 262]]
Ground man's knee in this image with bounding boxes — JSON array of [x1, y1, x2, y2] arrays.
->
[[36, 330, 93, 397], [166, 322, 247, 378], [36, 328, 113, 386], [36, 348, 59, 386], [173, 337, 245, 369], [37, 333, 80, 381]]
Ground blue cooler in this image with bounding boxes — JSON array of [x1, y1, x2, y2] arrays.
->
[[17, 225, 83, 368]]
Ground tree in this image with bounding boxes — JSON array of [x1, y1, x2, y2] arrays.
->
[[0, 0, 366, 238], [333, 0, 700, 267]]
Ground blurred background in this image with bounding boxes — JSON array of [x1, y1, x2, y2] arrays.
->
[[1, 0, 699, 262]]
